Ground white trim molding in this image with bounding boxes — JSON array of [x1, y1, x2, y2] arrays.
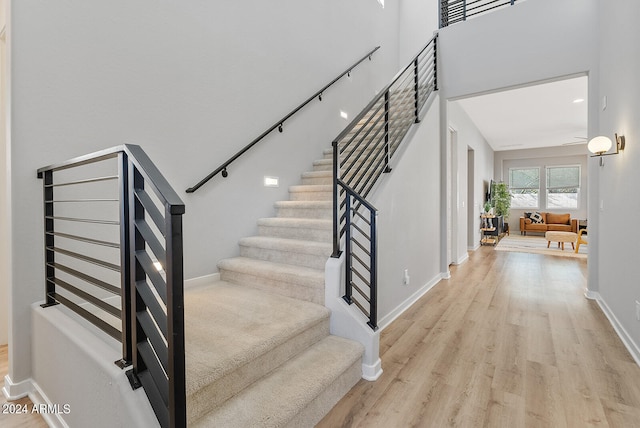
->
[[2, 374, 33, 400], [378, 273, 444, 330], [184, 272, 220, 290], [586, 291, 640, 367]]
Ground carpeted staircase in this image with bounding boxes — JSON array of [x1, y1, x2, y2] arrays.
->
[[184, 152, 365, 426]]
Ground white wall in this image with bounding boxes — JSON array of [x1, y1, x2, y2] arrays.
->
[[0, 0, 7, 346], [448, 101, 494, 256], [594, 0, 640, 357], [369, 95, 442, 325], [397, 0, 439, 65], [7, 0, 404, 388], [495, 146, 588, 230]]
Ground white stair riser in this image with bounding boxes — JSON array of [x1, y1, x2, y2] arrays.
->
[[239, 244, 330, 270], [258, 224, 331, 242], [220, 269, 325, 305]]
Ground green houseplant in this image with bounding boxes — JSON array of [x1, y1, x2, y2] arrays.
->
[[492, 181, 511, 219]]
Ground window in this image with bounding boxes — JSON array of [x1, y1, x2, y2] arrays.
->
[[509, 167, 540, 209], [546, 165, 580, 209]]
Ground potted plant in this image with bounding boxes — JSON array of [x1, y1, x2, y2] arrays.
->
[[492, 181, 511, 234], [483, 201, 492, 214]]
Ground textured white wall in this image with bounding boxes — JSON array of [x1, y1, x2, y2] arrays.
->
[[0, 0, 8, 346], [595, 0, 640, 354], [7, 0, 404, 386]]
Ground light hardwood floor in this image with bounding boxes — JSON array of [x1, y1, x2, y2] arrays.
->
[[318, 247, 640, 427], [0, 345, 47, 428]]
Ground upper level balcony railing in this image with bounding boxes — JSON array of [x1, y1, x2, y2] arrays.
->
[[440, 0, 520, 28]]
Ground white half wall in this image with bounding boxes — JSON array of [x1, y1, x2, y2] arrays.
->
[[367, 94, 442, 322]]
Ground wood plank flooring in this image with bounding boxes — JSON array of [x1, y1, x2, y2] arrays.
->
[[0, 345, 47, 428], [318, 247, 640, 427]]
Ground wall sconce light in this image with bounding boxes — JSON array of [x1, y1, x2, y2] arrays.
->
[[588, 134, 626, 166], [588, 134, 625, 156]]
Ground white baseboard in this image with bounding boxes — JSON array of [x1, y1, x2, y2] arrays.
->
[[184, 273, 220, 290], [2, 374, 32, 400], [362, 358, 382, 381], [588, 291, 640, 367], [28, 380, 69, 428], [378, 273, 444, 330], [468, 243, 480, 251], [453, 253, 469, 266]]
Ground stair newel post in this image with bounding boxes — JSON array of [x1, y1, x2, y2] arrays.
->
[[331, 140, 342, 258], [41, 169, 57, 307], [118, 152, 133, 367], [165, 204, 186, 428], [414, 57, 420, 124], [383, 90, 391, 173], [368, 208, 378, 330], [343, 192, 353, 305]]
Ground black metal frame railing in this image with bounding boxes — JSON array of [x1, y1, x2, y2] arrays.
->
[[186, 45, 381, 193], [331, 35, 438, 330], [440, 0, 517, 27], [37, 144, 186, 428]]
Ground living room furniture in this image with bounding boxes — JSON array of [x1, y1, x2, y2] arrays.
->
[[545, 231, 577, 250], [575, 229, 588, 253], [520, 212, 578, 235], [481, 214, 504, 245]]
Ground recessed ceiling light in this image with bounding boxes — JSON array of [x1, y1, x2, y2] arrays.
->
[[573, 98, 585, 103]]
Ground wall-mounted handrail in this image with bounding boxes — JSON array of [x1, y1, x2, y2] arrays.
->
[[186, 45, 381, 194], [38, 144, 186, 428], [331, 34, 438, 331], [440, 0, 517, 28]]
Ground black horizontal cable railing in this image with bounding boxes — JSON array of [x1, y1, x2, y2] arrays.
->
[[186, 45, 381, 193], [37, 144, 186, 428], [331, 35, 438, 330], [440, 0, 517, 27]]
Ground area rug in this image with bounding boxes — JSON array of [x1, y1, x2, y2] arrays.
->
[[495, 234, 587, 259]]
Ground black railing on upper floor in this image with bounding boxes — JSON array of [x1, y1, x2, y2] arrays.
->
[[37, 145, 186, 428], [331, 34, 438, 330], [186, 45, 381, 193], [440, 0, 517, 27]]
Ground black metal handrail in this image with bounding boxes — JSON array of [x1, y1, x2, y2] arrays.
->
[[440, 0, 517, 27], [186, 45, 381, 193], [331, 35, 438, 330], [37, 144, 186, 428]]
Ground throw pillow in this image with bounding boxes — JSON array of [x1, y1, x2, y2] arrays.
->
[[530, 212, 544, 224], [524, 212, 532, 219]]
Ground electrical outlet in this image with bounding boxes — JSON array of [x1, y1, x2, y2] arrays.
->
[[403, 269, 410, 285], [636, 301, 640, 321]]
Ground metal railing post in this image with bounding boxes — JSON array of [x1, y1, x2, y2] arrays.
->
[[368, 209, 378, 330], [463, 0, 467, 21], [434, 35, 439, 91], [384, 91, 392, 173], [331, 141, 342, 258], [343, 191, 353, 305], [414, 58, 420, 123], [117, 152, 133, 367], [42, 170, 57, 308]]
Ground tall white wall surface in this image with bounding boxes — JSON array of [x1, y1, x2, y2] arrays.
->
[[0, 0, 8, 346], [397, 0, 439, 65], [448, 101, 494, 255], [594, 0, 640, 360], [7, 0, 405, 391]]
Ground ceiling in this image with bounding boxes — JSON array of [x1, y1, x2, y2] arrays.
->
[[455, 76, 588, 152]]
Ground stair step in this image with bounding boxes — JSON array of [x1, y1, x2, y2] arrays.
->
[[185, 281, 331, 423], [192, 335, 363, 428], [288, 184, 332, 201], [312, 159, 333, 171], [301, 170, 333, 185], [274, 200, 332, 219], [239, 236, 331, 270], [257, 217, 332, 242], [218, 257, 325, 304]]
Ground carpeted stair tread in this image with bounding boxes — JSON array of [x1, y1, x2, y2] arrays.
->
[[288, 184, 332, 201], [191, 335, 364, 428], [239, 236, 332, 270], [274, 200, 332, 220], [288, 184, 332, 193], [239, 236, 331, 256], [218, 257, 325, 289], [257, 217, 332, 230], [184, 281, 330, 421]]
